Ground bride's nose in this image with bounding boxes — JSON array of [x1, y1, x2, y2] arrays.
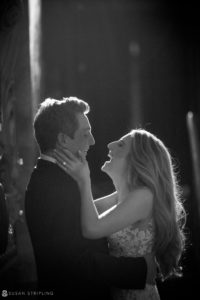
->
[[108, 141, 116, 150]]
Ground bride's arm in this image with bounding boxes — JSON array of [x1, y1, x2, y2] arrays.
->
[[94, 191, 118, 215], [78, 177, 153, 239], [53, 148, 152, 239]]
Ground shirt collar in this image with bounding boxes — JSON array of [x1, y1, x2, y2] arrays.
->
[[40, 153, 57, 164]]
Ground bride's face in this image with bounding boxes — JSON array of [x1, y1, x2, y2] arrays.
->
[[101, 134, 131, 178]]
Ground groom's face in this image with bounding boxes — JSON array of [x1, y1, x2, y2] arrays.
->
[[63, 113, 95, 158]]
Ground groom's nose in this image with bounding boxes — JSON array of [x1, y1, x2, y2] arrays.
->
[[89, 133, 95, 146]]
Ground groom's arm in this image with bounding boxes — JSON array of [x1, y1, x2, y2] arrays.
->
[[92, 252, 147, 289], [78, 251, 156, 289]]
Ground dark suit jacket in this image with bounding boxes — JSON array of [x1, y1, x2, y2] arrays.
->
[[25, 159, 147, 299]]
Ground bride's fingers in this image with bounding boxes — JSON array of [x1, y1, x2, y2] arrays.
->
[[53, 151, 73, 169], [78, 150, 86, 162], [54, 149, 73, 163], [56, 144, 82, 162], [62, 149, 77, 161], [55, 155, 73, 171], [57, 147, 78, 162]]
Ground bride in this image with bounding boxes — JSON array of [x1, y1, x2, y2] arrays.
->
[[54, 128, 186, 300]]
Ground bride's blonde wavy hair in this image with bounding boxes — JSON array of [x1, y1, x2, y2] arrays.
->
[[126, 129, 186, 280]]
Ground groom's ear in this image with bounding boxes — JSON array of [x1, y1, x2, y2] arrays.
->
[[57, 132, 73, 148]]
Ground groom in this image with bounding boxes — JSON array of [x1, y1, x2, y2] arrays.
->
[[25, 96, 155, 298]]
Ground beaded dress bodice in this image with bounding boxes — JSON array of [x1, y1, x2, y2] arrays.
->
[[108, 218, 154, 257]]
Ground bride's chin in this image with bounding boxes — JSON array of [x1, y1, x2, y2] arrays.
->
[[101, 161, 111, 174]]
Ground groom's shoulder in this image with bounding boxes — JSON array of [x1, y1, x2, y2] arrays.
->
[[27, 160, 79, 199]]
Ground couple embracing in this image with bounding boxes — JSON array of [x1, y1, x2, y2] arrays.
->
[[25, 97, 186, 299]]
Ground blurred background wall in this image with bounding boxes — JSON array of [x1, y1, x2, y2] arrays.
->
[[0, 0, 199, 298]]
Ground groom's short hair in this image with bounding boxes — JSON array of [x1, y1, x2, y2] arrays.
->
[[34, 96, 90, 153]]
